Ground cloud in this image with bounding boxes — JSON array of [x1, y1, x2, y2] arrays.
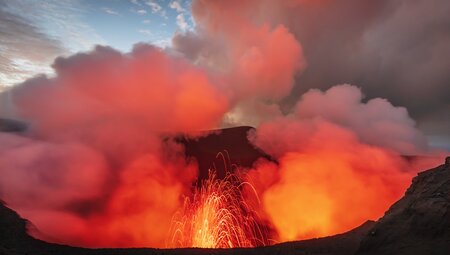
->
[[251, 85, 428, 156], [30, 0, 104, 51], [0, 0, 448, 249], [0, 44, 229, 247], [176, 13, 189, 31], [170, 2, 446, 242], [146, 0, 162, 12], [169, 1, 185, 13], [0, 2, 66, 86], [137, 29, 153, 36], [136, 9, 147, 15], [246, 85, 444, 242], [130, 0, 141, 6], [173, 1, 306, 101], [276, 0, 450, 140], [294, 85, 428, 154], [101, 7, 120, 16], [144, 0, 167, 18], [146, 1, 162, 13], [152, 38, 172, 48], [174, 0, 449, 144], [173, 0, 306, 133], [0, 0, 105, 87]]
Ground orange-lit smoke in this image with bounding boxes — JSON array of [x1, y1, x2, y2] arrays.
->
[[247, 85, 444, 241], [0, 45, 228, 247], [0, 0, 447, 249], [174, 0, 305, 102]]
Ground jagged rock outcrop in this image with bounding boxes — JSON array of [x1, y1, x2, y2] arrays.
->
[[178, 126, 273, 182], [356, 157, 450, 255], [0, 118, 27, 132]]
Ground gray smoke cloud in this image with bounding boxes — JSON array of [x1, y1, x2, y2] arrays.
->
[[174, 0, 450, 149], [285, 0, 450, 147]]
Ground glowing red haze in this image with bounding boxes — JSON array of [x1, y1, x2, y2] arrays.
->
[[0, 0, 446, 249]]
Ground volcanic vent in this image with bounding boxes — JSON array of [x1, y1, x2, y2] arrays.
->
[[1, 157, 449, 255]]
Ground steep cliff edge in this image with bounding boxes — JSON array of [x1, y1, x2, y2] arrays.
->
[[356, 157, 450, 255]]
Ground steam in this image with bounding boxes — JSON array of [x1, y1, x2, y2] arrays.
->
[[0, 44, 227, 247], [246, 84, 441, 241], [251, 84, 428, 156], [0, 0, 447, 248], [173, 0, 306, 126]]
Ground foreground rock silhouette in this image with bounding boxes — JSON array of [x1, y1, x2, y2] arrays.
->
[[356, 157, 450, 255], [1, 157, 449, 255]]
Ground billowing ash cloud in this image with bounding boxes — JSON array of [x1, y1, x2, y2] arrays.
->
[[0, 44, 228, 247], [287, 0, 450, 141], [174, 0, 450, 142], [245, 85, 443, 241], [0, 0, 448, 249], [173, 0, 306, 126], [252, 84, 428, 156]]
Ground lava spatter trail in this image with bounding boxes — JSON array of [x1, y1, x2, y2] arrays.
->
[[168, 152, 268, 248]]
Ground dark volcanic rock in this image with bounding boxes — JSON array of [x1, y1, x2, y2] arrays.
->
[[356, 157, 450, 255], [178, 126, 273, 182], [0, 200, 30, 248], [0, 199, 372, 255], [0, 118, 27, 132]]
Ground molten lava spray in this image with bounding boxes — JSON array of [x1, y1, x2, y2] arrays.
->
[[168, 169, 268, 248]]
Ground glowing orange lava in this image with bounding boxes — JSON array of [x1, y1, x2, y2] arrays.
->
[[167, 170, 268, 248]]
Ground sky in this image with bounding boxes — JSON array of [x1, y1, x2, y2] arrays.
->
[[0, 0, 193, 86]]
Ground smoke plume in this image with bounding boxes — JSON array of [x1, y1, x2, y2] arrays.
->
[[0, 44, 228, 247], [246, 84, 442, 241], [0, 0, 447, 248]]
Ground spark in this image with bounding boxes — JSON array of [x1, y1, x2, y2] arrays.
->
[[167, 152, 268, 248]]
